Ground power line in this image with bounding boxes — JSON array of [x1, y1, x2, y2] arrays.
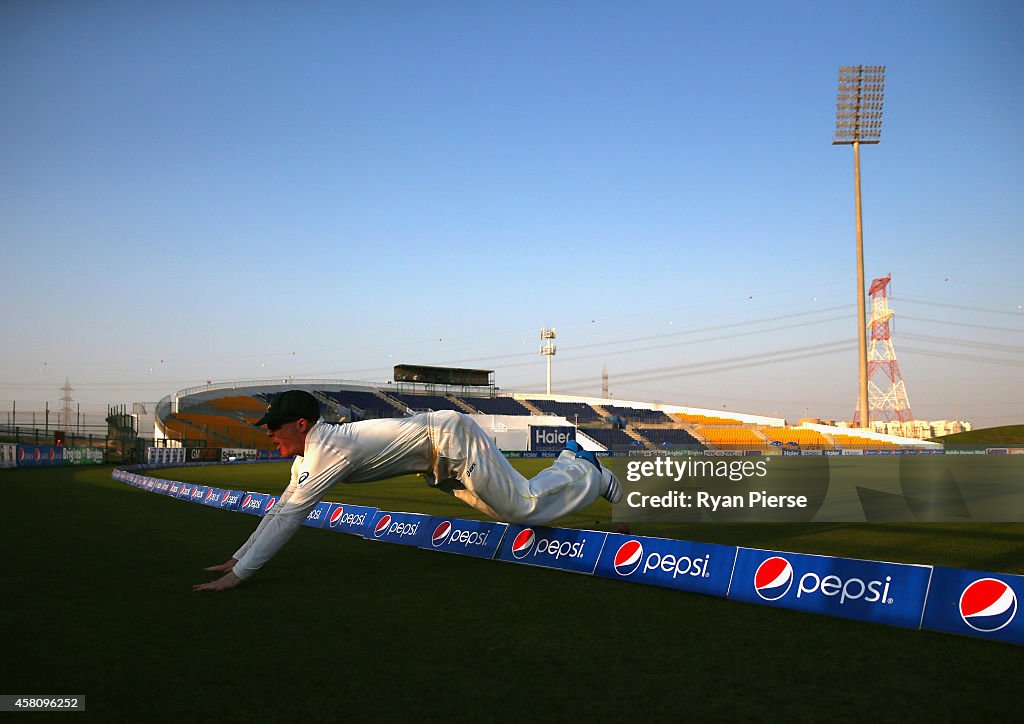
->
[[551, 340, 855, 388], [424, 313, 850, 371], [900, 315, 1024, 334], [901, 333, 1024, 355], [899, 346, 1024, 368], [893, 297, 1024, 317]]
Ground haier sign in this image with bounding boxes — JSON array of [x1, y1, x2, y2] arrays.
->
[[530, 426, 575, 451]]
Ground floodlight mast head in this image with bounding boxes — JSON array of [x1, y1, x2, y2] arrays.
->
[[833, 65, 886, 145]]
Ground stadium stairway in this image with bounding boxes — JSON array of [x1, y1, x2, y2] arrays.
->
[[312, 391, 345, 420], [516, 399, 546, 416], [447, 394, 478, 414], [623, 426, 655, 450], [371, 389, 412, 416], [684, 425, 711, 447]]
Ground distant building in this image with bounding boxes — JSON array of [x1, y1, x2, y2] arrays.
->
[[835, 419, 973, 439]]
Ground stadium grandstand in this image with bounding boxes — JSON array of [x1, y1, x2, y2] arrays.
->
[[318, 389, 405, 420], [577, 426, 643, 451], [387, 393, 465, 414], [637, 427, 703, 448], [459, 395, 534, 416], [141, 377, 939, 454], [761, 427, 831, 449], [828, 433, 901, 450], [526, 399, 604, 425], [603, 405, 675, 425]]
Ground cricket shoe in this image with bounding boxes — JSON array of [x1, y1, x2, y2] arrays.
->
[[576, 448, 600, 470], [564, 440, 582, 455]]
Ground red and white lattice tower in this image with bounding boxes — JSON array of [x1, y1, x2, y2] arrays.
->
[[853, 275, 914, 426]]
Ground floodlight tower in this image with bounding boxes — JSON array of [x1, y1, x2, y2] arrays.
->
[[540, 327, 557, 394], [833, 65, 885, 428]]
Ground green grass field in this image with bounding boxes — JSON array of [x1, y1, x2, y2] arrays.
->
[[3, 463, 1023, 721], [936, 424, 1024, 446]]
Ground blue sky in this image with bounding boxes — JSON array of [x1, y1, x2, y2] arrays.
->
[[1, 1, 1021, 427]]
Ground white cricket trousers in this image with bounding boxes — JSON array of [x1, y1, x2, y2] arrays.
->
[[426, 410, 602, 525]]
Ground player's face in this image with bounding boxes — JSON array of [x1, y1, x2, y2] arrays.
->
[[267, 420, 308, 457]]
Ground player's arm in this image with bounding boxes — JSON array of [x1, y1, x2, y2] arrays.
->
[[194, 461, 303, 590], [206, 446, 352, 587], [229, 462, 303, 563]]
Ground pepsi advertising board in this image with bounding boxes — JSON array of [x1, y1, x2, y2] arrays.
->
[[420, 518, 508, 560], [323, 503, 378, 537], [16, 445, 63, 467], [302, 501, 333, 529], [921, 566, 1023, 645], [238, 492, 270, 516], [530, 426, 575, 451], [218, 489, 245, 511], [365, 511, 433, 548], [495, 525, 608, 575], [595, 534, 736, 597], [201, 487, 226, 508], [728, 548, 932, 630]]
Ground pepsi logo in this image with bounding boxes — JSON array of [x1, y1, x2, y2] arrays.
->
[[374, 514, 392, 537], [432, 520, 453, 547], [329, 506, 345, 527], [754, 556, 794, 601], [241, 495, 253, 507], [220, 491, 231, 503], [613, 540, 644, 577], [263, 497, 278, 513], [959, 578, 1017, 633], [511, 528, 536, 559]]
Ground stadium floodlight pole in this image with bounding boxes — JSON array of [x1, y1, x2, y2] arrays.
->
[[540, 327, 557, 394], [833, 65, 885, 429]]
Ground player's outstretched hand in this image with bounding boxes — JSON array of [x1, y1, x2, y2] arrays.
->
[[193, 571, 243, 592], [202, 558, 237, 573]]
